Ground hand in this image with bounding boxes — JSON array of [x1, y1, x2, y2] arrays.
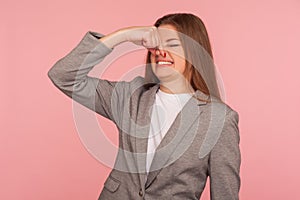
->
[[99, 26, 164, 56], [121, 26, 162, 49]]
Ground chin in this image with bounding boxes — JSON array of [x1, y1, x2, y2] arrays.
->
[[156, 71, 185, 84]]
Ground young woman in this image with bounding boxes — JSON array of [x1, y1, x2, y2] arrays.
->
[[48, 13, 241, 200]]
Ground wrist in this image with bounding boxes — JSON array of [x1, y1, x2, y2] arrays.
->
[[99, 29, 127, 49]]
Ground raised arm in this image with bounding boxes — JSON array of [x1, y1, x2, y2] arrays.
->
[[47, 26, 162, 122], [47, 30, 124, 121]]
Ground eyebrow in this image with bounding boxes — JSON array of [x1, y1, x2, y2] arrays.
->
[[165, 38, 180, 42]]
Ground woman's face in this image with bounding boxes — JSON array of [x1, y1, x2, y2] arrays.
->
[[150, 24, 187, 82]]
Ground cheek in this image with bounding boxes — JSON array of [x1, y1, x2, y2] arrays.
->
[[174, 57, 186, 73]]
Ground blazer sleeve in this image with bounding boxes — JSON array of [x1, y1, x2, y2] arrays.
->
[[208, 109, 241, 200], [47, 31, 124, 123]]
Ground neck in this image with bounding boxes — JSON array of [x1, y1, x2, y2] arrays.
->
[[159, 78, 194, 94]]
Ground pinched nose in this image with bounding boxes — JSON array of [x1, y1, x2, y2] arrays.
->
[[148, 48, 166, 57]]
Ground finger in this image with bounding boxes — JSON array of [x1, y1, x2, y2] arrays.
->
[[142, 31, 151, 48], [153, 28, 166, 57], [146, 27, 155, 48], [153, 27, 160, 48], [148, 48, 156, 55]]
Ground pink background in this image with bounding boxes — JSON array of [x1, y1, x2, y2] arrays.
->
[[1, 0, 300, 199]]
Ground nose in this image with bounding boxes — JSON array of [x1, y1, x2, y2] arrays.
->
[[149, 46, 166, 57], [157, 43, 167, 57], [156, 49, 166, 57]]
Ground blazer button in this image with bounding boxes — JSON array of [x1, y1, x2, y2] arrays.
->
[[139, 188, 143, 196]]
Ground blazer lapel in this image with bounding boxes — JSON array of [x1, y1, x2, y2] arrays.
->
[[133, 84, 160, 187], [145, 89, 209, 188]]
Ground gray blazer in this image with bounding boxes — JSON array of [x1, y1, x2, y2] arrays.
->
[[48, 31, 241, 200]]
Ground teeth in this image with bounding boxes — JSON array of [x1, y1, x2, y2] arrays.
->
[[157, 61, 173, 65]]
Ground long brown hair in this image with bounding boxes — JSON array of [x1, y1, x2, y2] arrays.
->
[[144, 13, 222, 103]]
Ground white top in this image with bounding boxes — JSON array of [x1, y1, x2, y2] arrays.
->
[[146, 88, 194, 174]]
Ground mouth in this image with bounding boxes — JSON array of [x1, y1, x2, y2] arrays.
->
[[156, 60, 174, 67]]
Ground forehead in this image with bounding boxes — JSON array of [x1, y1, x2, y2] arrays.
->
[[158, 24, 177, 30], [157, 24, 179, 39]]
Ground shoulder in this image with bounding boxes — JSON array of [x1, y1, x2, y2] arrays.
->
[[206, 99, 240, 147], [199, 98, 240, 147], [208, 99, 239, 135], [196, 97, 240, 160], [204, 96, 239, 120]]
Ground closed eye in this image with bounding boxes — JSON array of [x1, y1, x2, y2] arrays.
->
[[166, 44, 180, 47]]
